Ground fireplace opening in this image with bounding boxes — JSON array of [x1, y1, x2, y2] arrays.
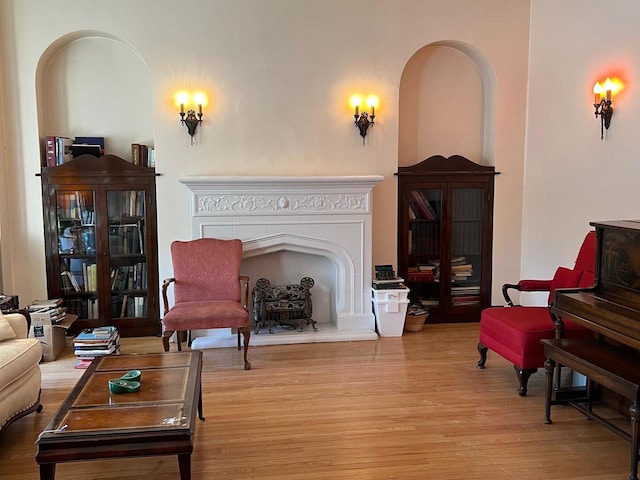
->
[[242, 250, 335, 329]]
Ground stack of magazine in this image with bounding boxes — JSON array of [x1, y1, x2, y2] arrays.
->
[[73, 326, 120, 369]]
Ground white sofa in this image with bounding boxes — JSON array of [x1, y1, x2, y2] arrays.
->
[[0, 312, 42, 433]]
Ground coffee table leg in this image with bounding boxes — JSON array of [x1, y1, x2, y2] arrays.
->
[[198, 388, 205, 421], [39, 463, 56, 480], [178, 453, 191, 479]]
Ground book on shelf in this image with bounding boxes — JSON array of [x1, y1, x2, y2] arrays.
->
[[72, 136, 104, 158], [55, 137, 73, 165], [45, 136, 57, 167], [131, 143, 152, 166], [451, 264, 473, 273], [71, 144, 101, 158], [61, 271, 80, 292], [420, 299, 440, 307], [120, 294, 129, 318], [74, 136, 104, 153], [417, 264, 436, 272], [407, 271, 435, 282], [44, 136, 73, 166]]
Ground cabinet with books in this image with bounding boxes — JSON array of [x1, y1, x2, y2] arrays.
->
[[396, 155, 497, 323], [40, 154, 160, 336]]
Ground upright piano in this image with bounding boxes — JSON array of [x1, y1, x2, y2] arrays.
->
[[545, 220, 640, 480]]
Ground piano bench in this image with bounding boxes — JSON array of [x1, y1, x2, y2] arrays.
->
[[542, 338, 640, 480]]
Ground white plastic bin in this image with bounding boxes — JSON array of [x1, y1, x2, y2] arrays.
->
[[372, 287, 410, 337], [372, 288, 409, 302]]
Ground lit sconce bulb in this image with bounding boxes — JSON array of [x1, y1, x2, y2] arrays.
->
[[366, 95, 379, 117], [593, 82, 602, 104], [193, 92, 207, 115], [176, 91, 189, 114], [603, 77, 613, 102], [350, 95, 363, 117]]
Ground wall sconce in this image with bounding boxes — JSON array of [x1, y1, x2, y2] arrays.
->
[[176, 91, 206, 144], [593, 78, 621, 140], [350, 94, 378, 145]]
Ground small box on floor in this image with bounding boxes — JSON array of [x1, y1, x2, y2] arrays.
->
[[29, 314, 77, 362]]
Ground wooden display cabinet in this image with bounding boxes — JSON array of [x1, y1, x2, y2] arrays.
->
[[39, 154, 160, 336], [396, 155, 497, 323]]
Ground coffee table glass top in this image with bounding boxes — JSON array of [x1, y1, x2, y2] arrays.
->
[[38, 352, 201, 439]]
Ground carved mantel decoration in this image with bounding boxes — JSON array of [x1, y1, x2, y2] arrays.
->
[[196, 193, 367, 215]]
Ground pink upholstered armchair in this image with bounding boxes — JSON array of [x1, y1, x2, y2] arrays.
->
[[477, 231, 596, 395], [161, 238, 251, 370]]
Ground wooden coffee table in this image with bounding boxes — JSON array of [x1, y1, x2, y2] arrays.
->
[[36, 351, 203, 480]]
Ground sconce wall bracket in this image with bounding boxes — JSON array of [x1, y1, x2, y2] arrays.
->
[[594, 100, 613, 140], [354, 112, 375, 145], [180, 109, 203, 144]]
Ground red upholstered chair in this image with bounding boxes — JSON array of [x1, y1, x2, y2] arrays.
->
[[161, 238, 251, 370], [477, 231, 596, 395]]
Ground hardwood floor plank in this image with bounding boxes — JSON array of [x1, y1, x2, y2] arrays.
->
[[0, 323, 632, 479]]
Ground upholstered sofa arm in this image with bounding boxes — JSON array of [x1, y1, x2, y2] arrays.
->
[[4, 313, 29, 339], [502, 279, 553, 306]]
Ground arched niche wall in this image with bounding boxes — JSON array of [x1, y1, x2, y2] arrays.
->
[[36, 31, 153, 162], [398, 41, 496, 167]]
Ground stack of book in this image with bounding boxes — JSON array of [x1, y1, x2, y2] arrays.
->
[[73, 326, 120, 369], [407, 264, 437, 282], [451, 256, 474, 282], [27, 298, 66, 324]]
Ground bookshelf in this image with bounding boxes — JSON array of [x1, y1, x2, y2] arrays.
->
[[39, 154, 160, 336], [396, 155, 497, 323]]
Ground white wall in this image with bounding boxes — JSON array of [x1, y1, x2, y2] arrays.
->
[[522, 0, 640, 304], [0, 0, 529, 308]]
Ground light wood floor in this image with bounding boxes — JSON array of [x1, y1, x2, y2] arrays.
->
[[0, 323, 632, 479]]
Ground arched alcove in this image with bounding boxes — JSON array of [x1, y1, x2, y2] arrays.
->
[[398, 41, 496, 166], [36, 31, 153, 162]]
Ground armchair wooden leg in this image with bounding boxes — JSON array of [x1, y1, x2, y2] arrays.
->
[[514, 366, 537, 397], [477, 342, 488, 368], [162, 330, 183, 351], [162, 330, 173, 352], [239, 326, 251, 370]]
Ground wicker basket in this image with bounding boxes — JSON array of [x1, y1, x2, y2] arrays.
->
[[404, 313, 428, 332]]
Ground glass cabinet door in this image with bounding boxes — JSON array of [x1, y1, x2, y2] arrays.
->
[[450, 187, 483, 307], [406, 187, 442, 308], [107, 190, 147, 320], [56, 190, 99, 319]]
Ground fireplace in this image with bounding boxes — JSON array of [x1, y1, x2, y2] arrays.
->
[[179, 175, 384, 347]]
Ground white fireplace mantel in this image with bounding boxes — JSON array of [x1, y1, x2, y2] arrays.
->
[[180, 175, 384, 346]]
